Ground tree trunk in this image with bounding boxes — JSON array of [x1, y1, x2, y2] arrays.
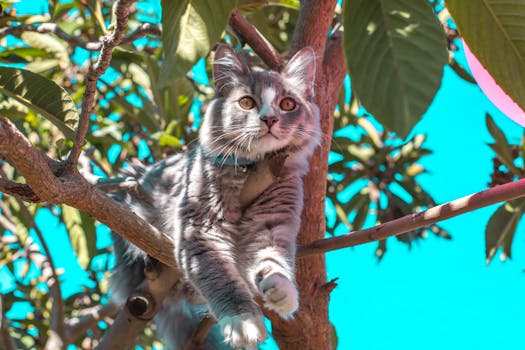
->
[[269, 1, 346, 347]]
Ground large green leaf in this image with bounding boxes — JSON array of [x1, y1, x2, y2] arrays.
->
[[158, 0, 236, 88], [343, 0, 448, 137], [485, 199, 525, 264], [62, 205, 97, 269], [20, 32, 70, 67], [0, 67, 78, 139], [446, 0, 525, 112]]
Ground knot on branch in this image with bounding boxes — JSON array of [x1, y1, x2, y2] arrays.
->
[[126, 293, 156, 320]]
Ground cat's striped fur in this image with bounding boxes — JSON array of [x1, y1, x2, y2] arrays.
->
[[110, 44, 320, 349]]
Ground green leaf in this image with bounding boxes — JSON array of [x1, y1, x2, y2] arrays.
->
[[20, 32, 69, 66], [449, 57, 477, 84], [62, 205, 97, 269], [159, 0, 236, 88], [0, 67, 78, 139], [0, 98, 29, 120], [86, 0, 107, 33], [48, 0, 57, 14], [485, 199, 525, 264], [486, 113, 522, 176], [330, 322, 338, 350], [446, 0, 525, 112], [343, 0, 447, 137], [156, 133, 183, 148]]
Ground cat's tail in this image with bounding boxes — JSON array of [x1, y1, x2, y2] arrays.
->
[[154, 300, 231, 350]]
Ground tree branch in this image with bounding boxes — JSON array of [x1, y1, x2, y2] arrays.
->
[[97, 263, 181, 350], [298, 178, 525, 256], [66, 0, 134, 172], [64, 303, 119, 343], [0, 295, 16, 350], [0, 23, 161, 52], [290, 0, 337, 55], [323, 30, 347, 98], [268, 1, 341, 349], [0, 115, 177, 268], [228, 9, 284, 71], [15, 197, 66, 350], [183, 315, 217, 350], [0, 178, 40, 202]]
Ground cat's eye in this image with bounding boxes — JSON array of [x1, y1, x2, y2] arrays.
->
[[279, 97, 297, 111], [238, 96, 256, 110]]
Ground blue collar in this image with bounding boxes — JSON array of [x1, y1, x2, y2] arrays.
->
[[213, 154, 256, 168]]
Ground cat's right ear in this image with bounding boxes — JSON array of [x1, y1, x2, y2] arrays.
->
[[213, 44, 251, 97]]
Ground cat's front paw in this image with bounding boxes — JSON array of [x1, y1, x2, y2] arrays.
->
[[218, 312, 267, 348], [259, 273, 298, 318]]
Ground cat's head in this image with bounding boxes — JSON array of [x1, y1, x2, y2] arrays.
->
[[199, 44, 321, 166]]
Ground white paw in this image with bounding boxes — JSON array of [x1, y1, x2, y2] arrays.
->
[[218, 312, 268, 347], [259, 273, 298, 318]]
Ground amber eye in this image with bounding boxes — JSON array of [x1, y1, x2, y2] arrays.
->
[[279, 97, 297, 111], [238, 96, 256, 110]]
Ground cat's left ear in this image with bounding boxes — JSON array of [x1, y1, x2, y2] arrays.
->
[[282, 47, 317, 99]]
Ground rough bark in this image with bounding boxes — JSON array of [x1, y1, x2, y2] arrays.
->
[[266, 1, 345, 349]]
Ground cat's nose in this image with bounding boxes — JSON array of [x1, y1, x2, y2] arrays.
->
[[261, 115, 278, 128]]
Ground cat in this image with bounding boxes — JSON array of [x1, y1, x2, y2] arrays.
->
[[110, 43, 320, 349]]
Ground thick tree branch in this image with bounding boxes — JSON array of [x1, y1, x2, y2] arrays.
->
[[228, 9, 284, 71], [323, 30, 347, 98], [299, 178, 525, 257], [290, 0, 337, 55], [66, 0, 134, 172], [0, 23, 161, 52], [0, 115, 177, 268]]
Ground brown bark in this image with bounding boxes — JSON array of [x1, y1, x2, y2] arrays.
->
[[0, 115, 177, 268], [298, 177, 525, 257], [266, 1, 345, 349]]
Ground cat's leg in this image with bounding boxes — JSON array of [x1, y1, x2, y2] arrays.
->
[[240, 179, 303, 319], [243, 229, 300, 318], [178, 226, 268, 348]]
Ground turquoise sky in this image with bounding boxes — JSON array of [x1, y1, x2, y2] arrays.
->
[[329, 62, 525, 349], [4, 1, 525, 350]]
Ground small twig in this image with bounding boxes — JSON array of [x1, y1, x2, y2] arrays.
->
[[66, 0, 134, 172], [228, 9, 284, 71], [184, 315, 217, 350], [95, 177, 140, 192], [298, 178, 525, 257], [0, 23, 161, 52]]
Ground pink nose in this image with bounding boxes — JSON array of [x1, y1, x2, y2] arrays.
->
[[261, 115, 278, 128]]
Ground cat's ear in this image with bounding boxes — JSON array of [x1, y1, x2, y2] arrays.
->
[[213, 44, 251, 96], [282, 47, 317, 99]]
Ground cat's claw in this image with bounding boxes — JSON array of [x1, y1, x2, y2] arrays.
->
[[218, 312, 268, 347], [259, 273, 298, 318]]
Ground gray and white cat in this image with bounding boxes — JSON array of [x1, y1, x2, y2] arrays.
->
[[110, 44, 320, 349]]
